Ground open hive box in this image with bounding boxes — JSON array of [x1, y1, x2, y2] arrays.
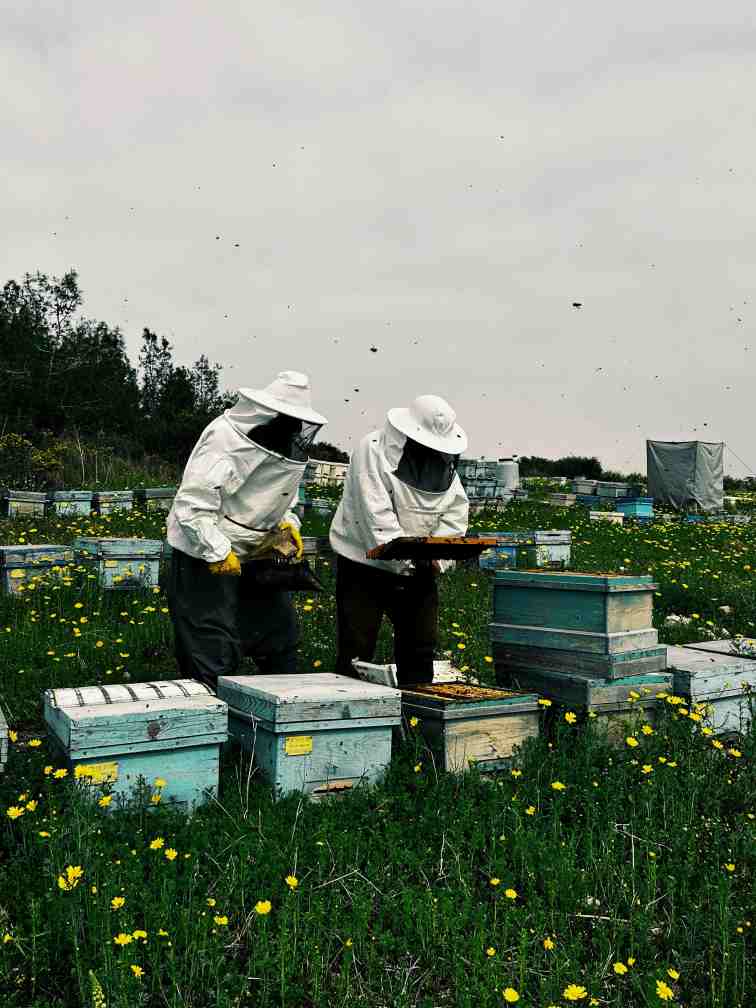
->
[[400, 682, 540, 773]]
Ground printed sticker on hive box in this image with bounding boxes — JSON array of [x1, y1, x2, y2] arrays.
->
[[284, 735, 313, 756], [75, 761, 119, 784]]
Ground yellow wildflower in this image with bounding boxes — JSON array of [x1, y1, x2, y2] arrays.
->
[[656, 979, 674, 1001], [543, 937, 555, 950], [626, 737, 639, 747], [6, 807, 24, 820], [563, 985, 588, 1001], [53, 768, 68, 779], [489, 877, 501, 887], [486, 946, 496, 956], [504, 888, 517, 900], [28, 738, 42, 747], [254, 900, 272, 915], [149, 837, 164, 850], [564, 711, 577, 724], [213, 915, 229, 926], [667, 968, 680, 980], [98, 795, 113, 808], [165, 848, 178, 861], [551, 781, 567, 791], [130, 964, 144, 978], [503, 988, 519, 1002], [111, 896, 125, 909], [526, 806, 536, 816], [613, 962, 628, 975], [113, 932, 132, 946], [285, 875, 299, 890]]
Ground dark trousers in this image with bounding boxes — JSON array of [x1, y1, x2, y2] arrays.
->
[[167, 549, 299, 691], [335, 555, 438, 685]]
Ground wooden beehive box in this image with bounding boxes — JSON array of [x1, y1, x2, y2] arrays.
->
[[0, 544, 75, 595], [492, 639, 668, 682], [47, 490, 93, 517], [134, 487, 176, 512], [217, 673, 401, 799], [589, 511, 624, 524], [92, 490, 134, 515], [572, 479, 598, 495], [492, 571, 659, 655], [400, 682, 540, 773], [548, 493, 577, 506], [43, 680, 227, 810], [668, 642, 756, 735], [1, 491, 47, 518], [596, 482, 631, 498], [73, 537, 163, 589]]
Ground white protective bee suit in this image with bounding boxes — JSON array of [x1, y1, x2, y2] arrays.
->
[[166, 371, 327, 690], [329, 395, 469, 684]]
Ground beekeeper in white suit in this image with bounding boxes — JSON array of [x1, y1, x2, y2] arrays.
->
[[329, 394, 469, 685], [166, 371, 328, 690]]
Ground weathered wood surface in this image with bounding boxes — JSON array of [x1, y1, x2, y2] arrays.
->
[[2, 491, 47, 517], [47, 491, 93, 516], [229, 715, 393, 798], [1, 545, 75, 594], [218, 673, 401, 727], [666, 644, 755, 734], [492, 641, 668, 681], [400, 683, 540, 722], [491, 623, 659, 655], [411, 710, 540, 773], [499, 666, 672, 706], [73, 537, 163, 589]]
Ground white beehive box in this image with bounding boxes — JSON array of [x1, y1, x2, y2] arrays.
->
[[1, 490, 47, 518], [73, 537, 163, 589], [43, 680, 228, 810], [590, 511, 624, 524], [93, 490, 134, 515], [668, 642, 756, 735], [47, 490, 93, 517], [217, 673, 401, 799], [0, 544, 75, 595]]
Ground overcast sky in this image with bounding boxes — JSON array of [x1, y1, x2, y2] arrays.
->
[[3, 1, 756, 473]]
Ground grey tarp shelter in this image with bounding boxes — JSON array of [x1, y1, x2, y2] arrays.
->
[[646, 440, 724, 512]]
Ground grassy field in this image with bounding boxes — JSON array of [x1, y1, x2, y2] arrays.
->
[[0, 501, 754, 1007]]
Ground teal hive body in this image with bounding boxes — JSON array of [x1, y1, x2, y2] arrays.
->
[[492, 571, 659, 654], [492, 640, 668, 681], [73, 537, 163, 589], [134, 488, 176, 512], [47, 491, 93, 517], [668, 641, 756, 735], [0, 544, 74, 595], [93, 490, 134, 515], [43, 680, 227, 811], [616, 498, 653, 518], [500, 665, 671, 708], [217, 673, 401, 799], [400, 683, 540, 773], [1, 491, 47, 518]]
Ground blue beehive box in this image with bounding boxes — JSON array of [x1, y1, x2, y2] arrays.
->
[[93, 490, 134, 515], [73, 537, 163, 589], [43, 680, 227, 811], [668, 641, 756, 735], [479, 530, 571, 572], [0, 544, 74, 595], [616, 498, 653, 518], [134, 487, 176, 512], [492, 570, 659, 655], [217, 673, 401, 799], [1, 490, 47, 518], [47, 490, 93, 517]]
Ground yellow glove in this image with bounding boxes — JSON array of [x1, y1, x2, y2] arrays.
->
[[279, 521, 304, 560], [208, 550, 242, 576]]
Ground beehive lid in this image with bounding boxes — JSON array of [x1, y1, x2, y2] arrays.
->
[[2, 490, 47, 501], [367, 536, 497, 561], [73, 537, 163, 558], [493, 570, 656, 592], [141, 487, 176, 496], [0, 544, 74, 565], [400, 682, 540, 719], [667, 646, 756, 698], [217, 672, 401, 727], [50, 490, 93, 500], [46, 680, 213, 710]]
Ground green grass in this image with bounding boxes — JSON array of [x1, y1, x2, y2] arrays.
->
[[1, 502, 754, 1007]]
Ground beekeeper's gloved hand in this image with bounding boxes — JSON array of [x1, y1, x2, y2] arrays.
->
[[279, 521, 304, 560], [208, 550, 242, 576]]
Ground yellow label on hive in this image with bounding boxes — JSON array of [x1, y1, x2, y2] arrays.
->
[[105, 560, 118, 568], [9, 569, 26, 579], [284, 735, 313, 756], [76, 761, 119, 784]]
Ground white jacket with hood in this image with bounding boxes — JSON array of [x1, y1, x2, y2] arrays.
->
[[329, 419, 469, 575], [167, 396, 304, 563]]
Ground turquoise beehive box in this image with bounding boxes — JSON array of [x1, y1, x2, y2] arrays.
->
[[43, 680, 227, 810], [492, 570, 659, 654], [668, 641, 756, 735], [47, 490, 93, 517], [1, 490, 47, 518], [217, 673, 401, 799], [73, 537, 163, 589], [93, 490, 134, 515], [0, 544, 75, 595]]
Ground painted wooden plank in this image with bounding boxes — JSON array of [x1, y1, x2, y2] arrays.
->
[[493, 570, 656, 593], [409, 708, 540, 773], [497, 665, 672, 706], [400, 683, 540, 721], [491, 623, 659, 655], [491, 641, 668, 681], [229, 715, 393, 798], [217, 673, 401, 726]]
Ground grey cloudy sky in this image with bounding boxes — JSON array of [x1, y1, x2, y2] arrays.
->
[[3, 1, 756, 473]]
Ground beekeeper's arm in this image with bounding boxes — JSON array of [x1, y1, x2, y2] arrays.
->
[[171, 449, 243, 564], [351, 437, 411, 570], [431, 479, 470, 574]]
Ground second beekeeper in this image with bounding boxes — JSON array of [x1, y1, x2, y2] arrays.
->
[[166, 371, 328, 690], [329, 394, 469, 685]]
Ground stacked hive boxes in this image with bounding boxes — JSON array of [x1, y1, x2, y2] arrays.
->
[[667, 641, 755, 734], [492, 571, 671, 734], [478, 530, 571, 572]]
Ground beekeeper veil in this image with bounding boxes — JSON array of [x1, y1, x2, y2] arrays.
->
[[229, 371, 327, 461], [386, 395, 468, 492]]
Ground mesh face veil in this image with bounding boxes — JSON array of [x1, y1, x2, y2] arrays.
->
[[394, 437, 459, 493], [247, 414, 322, 462]]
